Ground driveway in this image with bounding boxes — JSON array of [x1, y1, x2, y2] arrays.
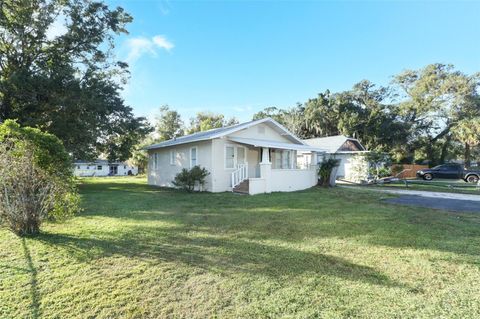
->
[[385, 195, 480, 213], [345, 187, 480, 213]]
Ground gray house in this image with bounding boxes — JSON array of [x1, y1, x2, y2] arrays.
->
[[304, 135, 368, 179]]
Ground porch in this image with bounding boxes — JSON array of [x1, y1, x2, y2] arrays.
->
[[228, 137, 324, 195]]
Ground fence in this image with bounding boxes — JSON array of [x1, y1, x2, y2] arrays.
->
[[391, 164, 429, 179]]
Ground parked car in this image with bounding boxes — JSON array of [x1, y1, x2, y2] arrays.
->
[[416, 163, 480, 183]]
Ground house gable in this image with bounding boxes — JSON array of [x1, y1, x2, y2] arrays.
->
[[338, 139, 364, 152], [227, 122, 296, 144]]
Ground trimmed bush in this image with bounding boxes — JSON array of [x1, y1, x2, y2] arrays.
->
[[0, 141, 79, 236], [172, 166, 210, 192]]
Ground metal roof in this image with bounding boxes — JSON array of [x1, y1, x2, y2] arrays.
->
[[228, 137, 326, 152], [73, 159, 129, 165], [303, 135, 366, 153], [145, 117, 306, 150]]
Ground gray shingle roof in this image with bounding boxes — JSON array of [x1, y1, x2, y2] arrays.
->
[[303, 135, 365, 153]]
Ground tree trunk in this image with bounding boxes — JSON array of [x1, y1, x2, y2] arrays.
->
[[465, 143, 471, 168], [439, 135, 451, 164]]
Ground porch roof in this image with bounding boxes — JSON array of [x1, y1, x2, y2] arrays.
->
[[228, 137, 326, 152]]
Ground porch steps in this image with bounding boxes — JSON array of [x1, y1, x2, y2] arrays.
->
[[233, 179, 249, 194]]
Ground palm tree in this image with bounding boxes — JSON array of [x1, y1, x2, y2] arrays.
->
[[452, 118, 480, 167]]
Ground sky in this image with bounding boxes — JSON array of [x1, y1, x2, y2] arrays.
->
[[106, 0, 480, 124]]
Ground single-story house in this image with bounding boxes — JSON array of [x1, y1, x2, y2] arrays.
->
[[145, 118, 326, 194], [74, 160, 138, 177], [303, 135, 368, 180]]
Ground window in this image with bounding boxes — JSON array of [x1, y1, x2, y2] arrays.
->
[[237, 147, 245, 165], [272, 150, 295, 169], [152, 153, 159, 170], [77, 165, 80, 169], [124, 165, 127, 169], [97, 165, 102, 170], [190, 147, 197, 168], [225, 145, 246, 169], [86, 166, 90, 170], [225, 146, 235, 169], [170, 150, 176, 165]]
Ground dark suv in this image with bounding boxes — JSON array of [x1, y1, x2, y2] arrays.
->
[[416, 163, 480, 183]]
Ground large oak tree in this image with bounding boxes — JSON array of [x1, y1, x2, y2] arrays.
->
[[0, 0, 151, 161]]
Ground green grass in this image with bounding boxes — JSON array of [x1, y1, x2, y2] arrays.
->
[[2, 177, 480, 318]]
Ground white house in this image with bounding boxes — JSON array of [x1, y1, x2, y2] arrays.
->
[[145, 118, 326, 194], [303, 135, 368, 180], [74, 160, 138, 177]]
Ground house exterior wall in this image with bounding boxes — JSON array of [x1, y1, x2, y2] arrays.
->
[[73, 164, 138, 177], [147, 121, 319, 194], [228, 123, 293, 143], [270, 169, 317, 192], [210, 138, 253, 192], [147, 140, 213, 191]]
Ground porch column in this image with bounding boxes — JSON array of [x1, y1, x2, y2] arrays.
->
[[259, 147, 272, 193], [310, 152, 318, 169], [261, 147, 270, 163], [310, 151, 319, 186]]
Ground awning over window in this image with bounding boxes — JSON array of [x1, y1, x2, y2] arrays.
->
[[228, 137, 326, 153]]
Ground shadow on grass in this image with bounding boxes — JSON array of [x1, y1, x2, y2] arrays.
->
[[37, 230, 406, 290], [21, 238, 41, 319], [34, 180, 480, 294], [77, 181, 480, 258]]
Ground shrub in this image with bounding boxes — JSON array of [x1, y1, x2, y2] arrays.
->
[[0, 141, 79, 236], [0, 120, 72, 178], [318, 158, 340, 187], [172, 166, 210, 192], [369, 166, 391, 179]]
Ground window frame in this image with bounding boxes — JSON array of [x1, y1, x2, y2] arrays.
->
[[224, 144, 247, 170], [170, 150, 176, 165], [97, 165, 102, 170], [272, 149, 296, 169], [190, 147, 198, 168], [152, 153, 159, 170]]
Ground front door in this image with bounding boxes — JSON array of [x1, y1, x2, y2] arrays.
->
[[109, 165, 118, 176]]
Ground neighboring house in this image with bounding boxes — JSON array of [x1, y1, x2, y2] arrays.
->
[[74, 160, 138, 177], [145, 118, 325, 194], [304, 135, 368, 180]]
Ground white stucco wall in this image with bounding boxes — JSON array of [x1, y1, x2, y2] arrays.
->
[[270, 169, 317, 192], [148, 140, 213, 191], [74, 164, 138, 177], [228, 123, 293, 143], [210, 138, 260, 192]]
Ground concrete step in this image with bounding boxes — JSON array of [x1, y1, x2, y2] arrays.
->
[[233, 179, 249, 194]]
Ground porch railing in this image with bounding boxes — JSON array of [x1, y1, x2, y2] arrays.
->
[[231, 163, 248, 188]]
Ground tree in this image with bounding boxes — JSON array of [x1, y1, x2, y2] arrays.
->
[[452, 118, 480, 167], [156, 105, 184, 141], [188, 112, 238, 134], [253, 105, 308, 138], [0, 119, 72, 178], [392, 64, 480, 165], [130, 136, 156, 174], [0, 0, 150, 160]]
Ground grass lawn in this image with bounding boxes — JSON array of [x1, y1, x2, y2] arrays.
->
[[2, 177, 480, 318]]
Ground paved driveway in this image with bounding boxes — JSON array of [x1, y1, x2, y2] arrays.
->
[[385, 195, 480, 213], [345, 187, 480, 213]]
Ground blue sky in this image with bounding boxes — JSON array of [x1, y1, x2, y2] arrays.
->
[[108, 0, 480, 123]]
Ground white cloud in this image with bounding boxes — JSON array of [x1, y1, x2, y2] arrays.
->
[[125, 35, 174, 64], [153, 35, 174, 51]]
